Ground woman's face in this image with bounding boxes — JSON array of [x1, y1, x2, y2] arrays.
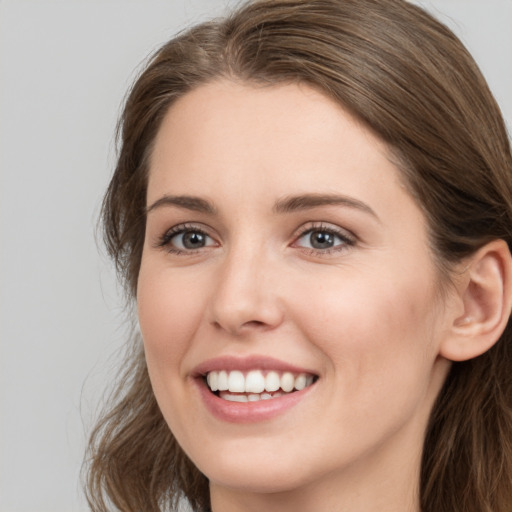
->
[[138, 80, 454, 500]]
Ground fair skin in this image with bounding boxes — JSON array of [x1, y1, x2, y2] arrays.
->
[[137, 80, 511, 512]]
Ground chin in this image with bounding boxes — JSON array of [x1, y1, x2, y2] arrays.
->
[[189, 439, 322, 495], [207, 464, 310, 495]]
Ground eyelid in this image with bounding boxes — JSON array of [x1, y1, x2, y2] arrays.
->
[[153, 220, 356, 256], [290, 221, 356, 253], [292, 221, 355, 240], [155, 222, 219, 253]]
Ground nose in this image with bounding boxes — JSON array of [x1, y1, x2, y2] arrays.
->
[[207, 244, 285, 336]]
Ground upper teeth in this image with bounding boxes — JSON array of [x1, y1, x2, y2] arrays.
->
[[206, 370, 314, 393]]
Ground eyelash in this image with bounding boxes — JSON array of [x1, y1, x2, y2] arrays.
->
[[155, 222, 356, 256], [156, 223, 216, 255], [292, 222, 356, 256]]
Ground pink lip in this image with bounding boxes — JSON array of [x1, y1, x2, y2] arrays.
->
[[190, 355, 318, 424], [191, 355, 317, 377], [194, 378, 315, 423]]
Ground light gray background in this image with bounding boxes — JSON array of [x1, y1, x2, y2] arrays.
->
[[1, 1, 511, 511]]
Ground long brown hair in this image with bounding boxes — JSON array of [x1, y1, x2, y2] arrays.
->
[[85, 1, 512, 510]]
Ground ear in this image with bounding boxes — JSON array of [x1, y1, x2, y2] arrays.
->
[[440, 239, 512, 362]]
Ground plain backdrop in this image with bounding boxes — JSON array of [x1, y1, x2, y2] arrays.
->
[[1, 1, 511, 511]]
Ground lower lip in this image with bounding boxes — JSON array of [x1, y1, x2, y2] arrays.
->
[[194, 378, 315, 423]]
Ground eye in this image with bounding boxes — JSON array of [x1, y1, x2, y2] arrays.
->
[[293, 224, 355, 253], [157, 224, 217, 253], [302, 230, 338, 250], [174, 230, 212, 250]]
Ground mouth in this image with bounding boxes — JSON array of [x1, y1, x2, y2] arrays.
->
[[192, 356, 319, 422], [204, 369, 318, 403]]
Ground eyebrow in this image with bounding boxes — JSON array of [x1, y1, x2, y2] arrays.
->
[[146, 195, 217, 215], [273, 193, 379, 220], [146, 192, 379, 220]]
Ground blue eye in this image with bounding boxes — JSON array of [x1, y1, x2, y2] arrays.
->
[[174, 230, 212, 249], [295, 227, 353, 252], [159, 225, 216, 253]]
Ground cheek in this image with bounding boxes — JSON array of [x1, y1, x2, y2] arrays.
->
[[137, 262, 206, 376], [136, 261, 213, 443], [290, 263, 441, 405]]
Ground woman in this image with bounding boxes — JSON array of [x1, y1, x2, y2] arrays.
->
[[85, 1, 512, 511]]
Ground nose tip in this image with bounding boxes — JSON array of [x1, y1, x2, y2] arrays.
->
[[207, 253, 284, 336], [210, 290, 284, 336]]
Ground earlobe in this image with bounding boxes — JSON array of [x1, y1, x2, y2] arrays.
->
[[440, 239, 512, 362]]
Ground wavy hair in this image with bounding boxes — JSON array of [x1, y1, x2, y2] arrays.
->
[[85, 1, 512, 510]]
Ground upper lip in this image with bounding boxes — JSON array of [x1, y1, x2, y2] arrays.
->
[[191, 355, 318, 378]]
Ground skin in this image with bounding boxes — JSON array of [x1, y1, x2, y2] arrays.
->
[[137, 80, 461, 511]]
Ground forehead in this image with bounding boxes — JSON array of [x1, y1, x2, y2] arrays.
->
[[147, 80, 416, 223]]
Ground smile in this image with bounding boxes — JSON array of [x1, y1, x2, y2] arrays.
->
[[193, 356, 319, 422], [205, 370, 316, 402]]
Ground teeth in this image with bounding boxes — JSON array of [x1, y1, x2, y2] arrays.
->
[[222, 393, 248, 402], [295, 374, 307, 391], [220, 390, 284, 402], [265, 371, 280, 392], [228, 370, 245, 393], [218, 371, 228, 391], [281, 372, 295, 392], [245, 370, 266, 393], [206, 369, 315, 395], [206, 372, 218, 392]]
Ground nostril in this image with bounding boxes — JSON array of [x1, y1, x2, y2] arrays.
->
[[244, 320, 265, 328], [212, 319, 267, 332], [209, 297, 284, 335]]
